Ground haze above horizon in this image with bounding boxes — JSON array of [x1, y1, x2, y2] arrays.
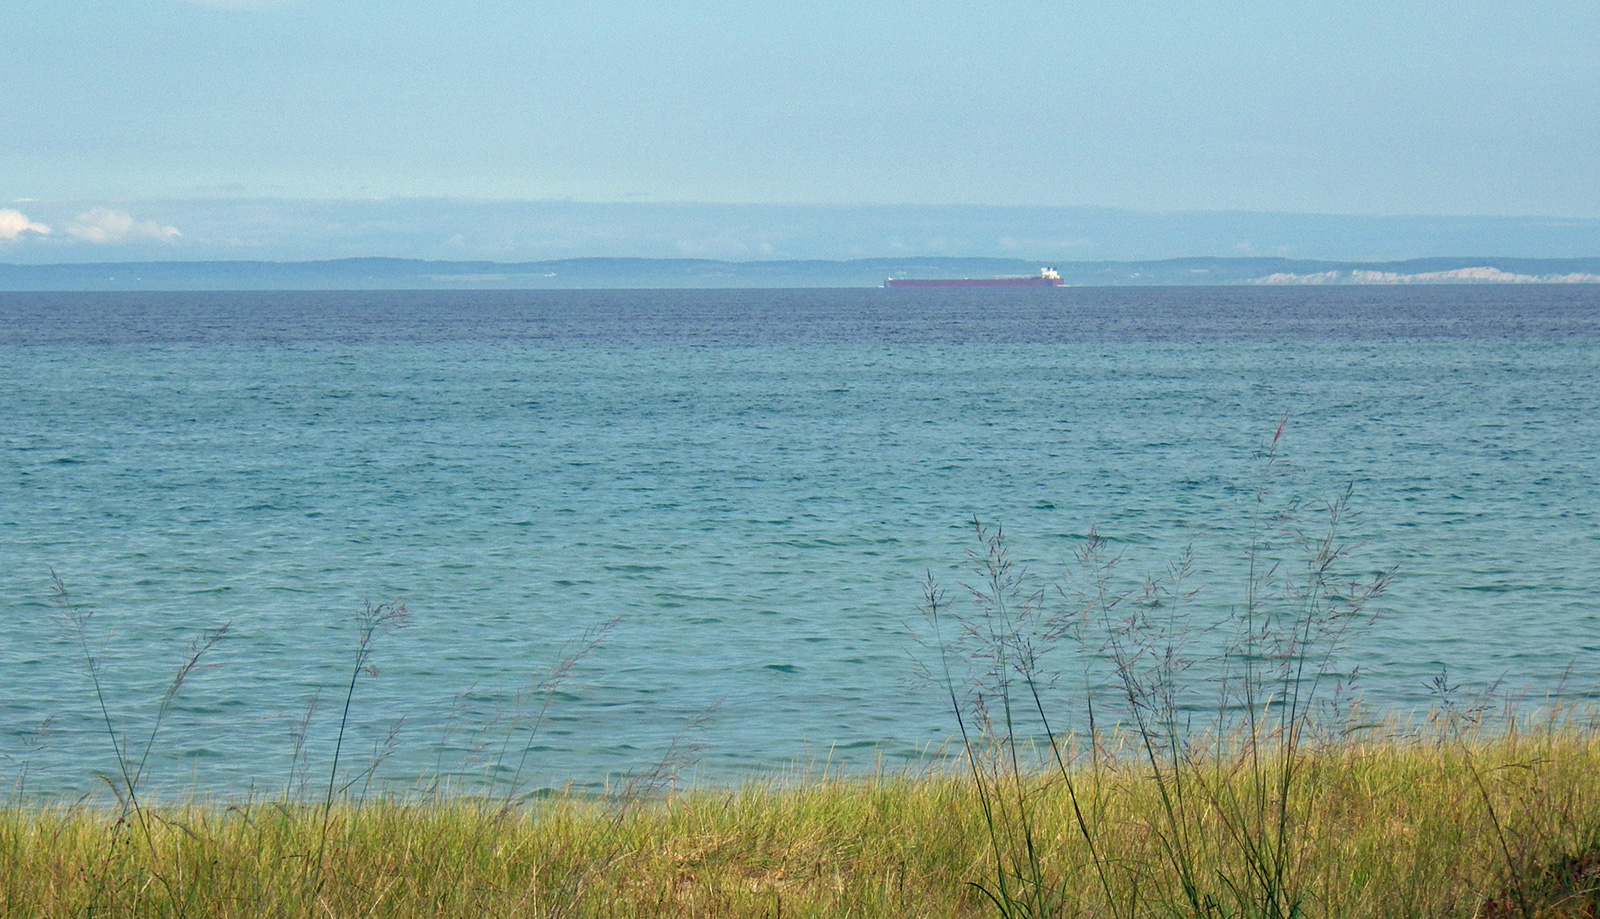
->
[[4, 0, 1597, 263]]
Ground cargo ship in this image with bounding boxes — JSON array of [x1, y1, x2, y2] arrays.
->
[[884, 267, 1063, 289]]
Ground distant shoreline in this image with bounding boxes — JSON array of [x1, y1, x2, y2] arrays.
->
[[4, 255, 1600, 291]]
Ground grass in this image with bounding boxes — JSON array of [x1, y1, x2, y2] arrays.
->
[[910, 423, 1598, 919], [10, 425, 1599, 917], [2, 726, 1599, 918]]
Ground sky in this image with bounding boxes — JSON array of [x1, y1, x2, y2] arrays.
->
[[4, 0, 1598, 262]]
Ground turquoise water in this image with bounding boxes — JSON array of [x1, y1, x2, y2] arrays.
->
[[2, 287, 1598, 796]]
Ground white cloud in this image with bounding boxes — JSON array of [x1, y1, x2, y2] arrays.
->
[[1255, 267, 1600, 285], [66, 208, 181, 244], [1349, 267, 1569, 283], [0, 208, 51, 242], [1255, 271, 1340, 284]]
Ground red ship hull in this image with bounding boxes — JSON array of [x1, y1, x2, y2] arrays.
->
[[885, 276, 1063, 288], [884, 270, 1064, 288]]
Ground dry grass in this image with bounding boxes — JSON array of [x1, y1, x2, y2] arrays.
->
[[3, 725, 1598, 918], [19, 429, 1595, 918]]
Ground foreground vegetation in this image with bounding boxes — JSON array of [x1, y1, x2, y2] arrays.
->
[[2, 725, 1598, 918], [14, 427, 1596, 917]]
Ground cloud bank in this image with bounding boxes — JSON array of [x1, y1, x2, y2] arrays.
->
[[0, 209, 52, 242], [65, 208, 181, 245], [6, 200, 1600, 264], [1255, 266, 1600, 284]]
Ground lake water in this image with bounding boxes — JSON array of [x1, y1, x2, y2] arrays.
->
[[2, 286, 1598, 797]]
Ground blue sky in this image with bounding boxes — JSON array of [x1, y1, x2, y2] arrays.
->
[[4, 0, 1598, 261]]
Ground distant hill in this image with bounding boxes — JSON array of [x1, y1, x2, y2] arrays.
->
[[3, 256, 1600, 290]]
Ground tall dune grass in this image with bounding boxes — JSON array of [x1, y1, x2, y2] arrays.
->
[[913, 423, 1598, 919], [7, 426, 1599, 917], [2, 726, 1599, 918]]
